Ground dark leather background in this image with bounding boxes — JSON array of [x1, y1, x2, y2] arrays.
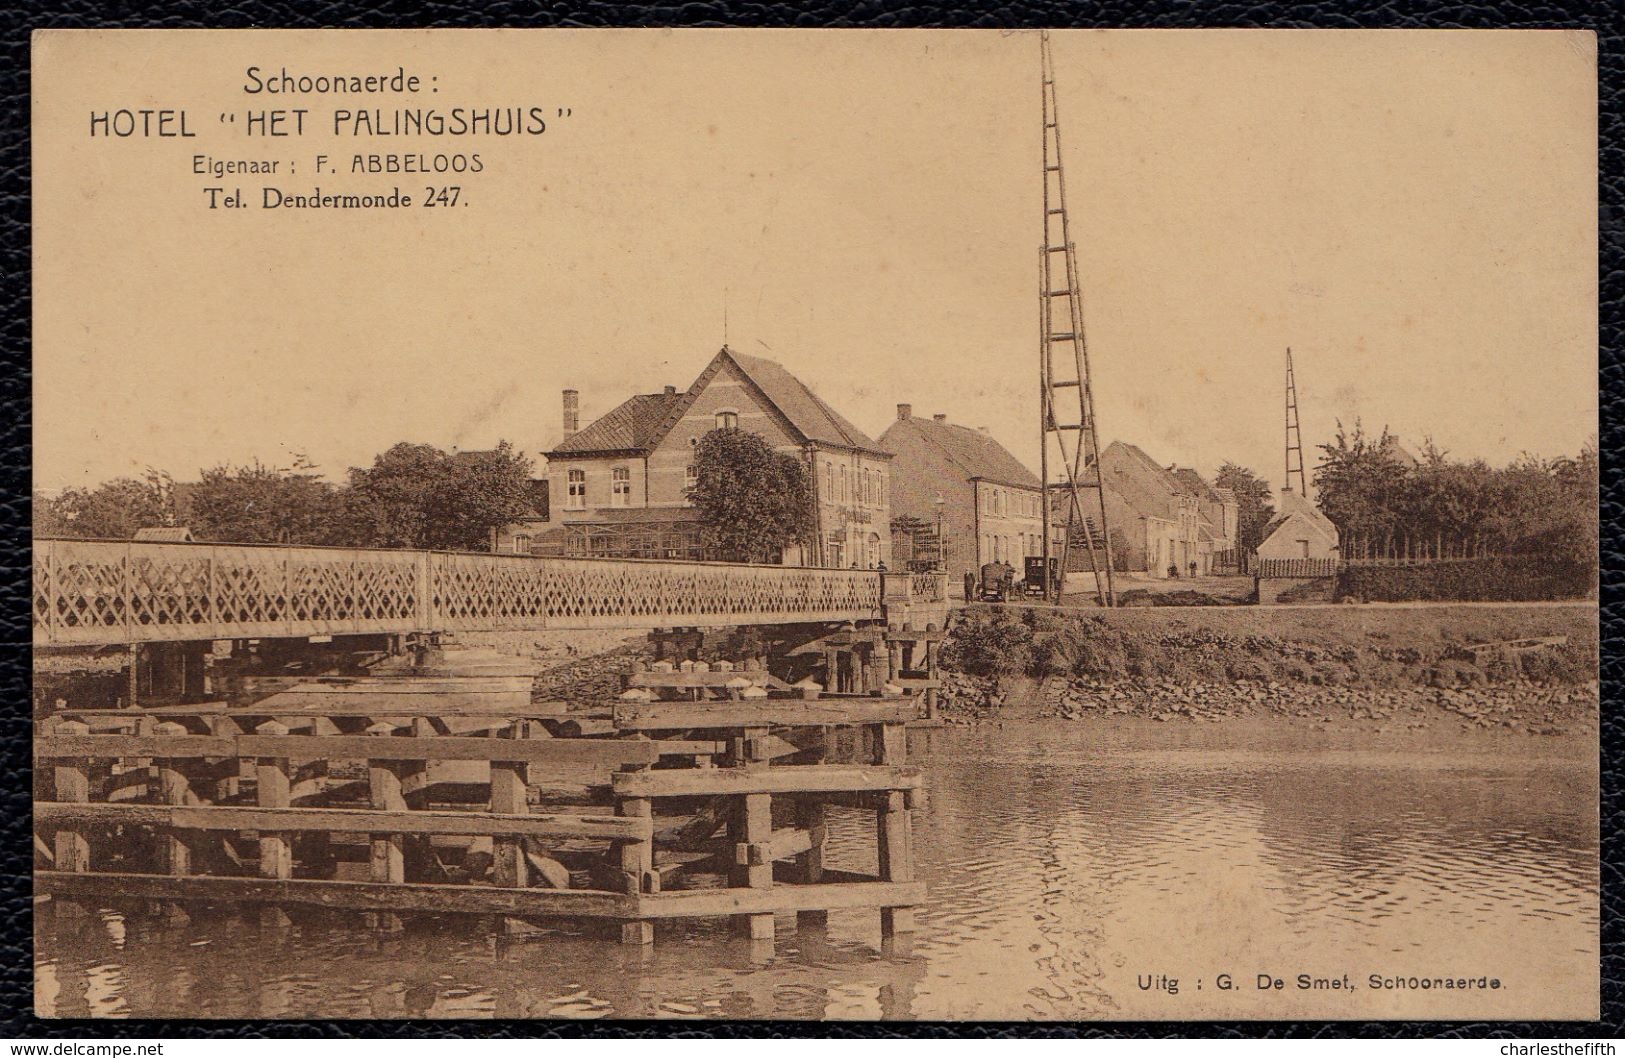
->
[[0, 0, 1617, 1040]]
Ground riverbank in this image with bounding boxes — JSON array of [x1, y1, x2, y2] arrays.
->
[[936, 671, 1597, 737], [936, 601, 1598, 736]]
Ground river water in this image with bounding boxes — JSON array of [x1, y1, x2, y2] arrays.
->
[[35, 721, 1598, 1021]]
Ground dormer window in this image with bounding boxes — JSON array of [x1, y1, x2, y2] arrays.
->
[[716, 410, 739, 430]]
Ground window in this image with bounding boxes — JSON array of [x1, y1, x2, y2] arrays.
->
[[513, 534, 532, 555], [685, 465, 698, 493], [839, 466, 848, 504], [822, 462, 833, 501], [716, 410, 739, 430], [611, 466, 631, 507], [566, 469, 586, 510]]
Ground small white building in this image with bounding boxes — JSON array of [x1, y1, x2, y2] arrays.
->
[[1255, 488, 1340, 561]]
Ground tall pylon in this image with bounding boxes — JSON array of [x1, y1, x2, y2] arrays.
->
[[1038, 31, 1114, 607], [1284, 347, 1308, 497]]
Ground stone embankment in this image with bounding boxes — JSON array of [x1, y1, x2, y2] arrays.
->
[[1036, 676, 1595, 735], [934, 602, 1598, 736]]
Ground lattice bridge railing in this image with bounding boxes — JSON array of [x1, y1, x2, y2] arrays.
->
[[34, 539, 899, 646]]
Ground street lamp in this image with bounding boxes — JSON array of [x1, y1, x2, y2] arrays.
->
[[932, 492, 946, 571]]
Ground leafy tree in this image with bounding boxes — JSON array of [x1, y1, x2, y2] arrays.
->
[[690, 428, 814, 564], [188, 456, 344, 545], [1213, 463, 1276, 553], [1313, 419, 1409, 558], [344, 441, 536, 551], [1311, 417, 1595, 576], [36, 470, 177, 539]]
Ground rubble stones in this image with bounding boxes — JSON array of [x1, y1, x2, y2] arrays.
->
[[935, 664, 1598, 737]]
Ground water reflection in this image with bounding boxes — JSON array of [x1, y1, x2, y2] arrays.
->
[[36, 722, 1597, 1020]]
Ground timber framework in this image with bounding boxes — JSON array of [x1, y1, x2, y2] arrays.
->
[[35, 541, 950, 945]]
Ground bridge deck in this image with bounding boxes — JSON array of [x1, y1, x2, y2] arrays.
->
[[34, 539, 946, 647]]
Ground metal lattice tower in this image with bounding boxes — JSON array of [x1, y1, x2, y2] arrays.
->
[[1284, 347, 1307, 497], [1038, 31, 1114, 607]]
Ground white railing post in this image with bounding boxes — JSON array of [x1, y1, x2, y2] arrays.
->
[[417, 551, 434, 632]]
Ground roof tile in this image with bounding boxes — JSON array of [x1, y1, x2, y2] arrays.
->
[[880, 416, 1039, 488]]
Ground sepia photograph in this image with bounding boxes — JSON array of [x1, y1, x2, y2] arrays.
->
[[29, 27, 1599, 1022]]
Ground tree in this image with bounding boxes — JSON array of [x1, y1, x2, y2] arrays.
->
[[1213, 463, 1275, 553], [188, 457, 344, 545], [36, 470, 178, 539], [344, 441, 536, 551], [690, 428, 815, 563], [1313, 419, 1409, 559]]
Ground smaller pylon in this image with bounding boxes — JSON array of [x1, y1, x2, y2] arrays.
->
[[1284, 347, 1307, 497]]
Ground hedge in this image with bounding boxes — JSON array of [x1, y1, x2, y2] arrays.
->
[[1335, 557, 1593, 603]]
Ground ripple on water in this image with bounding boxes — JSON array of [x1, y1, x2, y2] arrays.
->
[[34, 723, 1598, 1020]]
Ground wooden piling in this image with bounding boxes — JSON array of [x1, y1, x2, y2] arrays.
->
[[366, 722, 406, 932], [211, 715, 244, 801], [491, 719, 530, 936], [795, 719, 831, 930], [153, 721, 193, 925], [923, 637, 940, 720], [49, 720, 92, 886], [733, 725, 775, 941], [254, 721, 294, 928], [878, 784, 916, 937], [616, 733, 655, 946]]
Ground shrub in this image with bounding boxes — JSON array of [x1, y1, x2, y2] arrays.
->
[[940, 610, 1034, 679]]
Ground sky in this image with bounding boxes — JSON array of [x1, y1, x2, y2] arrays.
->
[[34, 29, 1597, 496]]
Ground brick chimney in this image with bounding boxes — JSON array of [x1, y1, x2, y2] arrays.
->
[[897, 403, 912, 420], [664, 385, 677, 396], [933, 413, 947, 423], [562, 389, 579, 439]]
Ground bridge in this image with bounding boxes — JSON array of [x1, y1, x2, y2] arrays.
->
[[33, 538, 950, 648]]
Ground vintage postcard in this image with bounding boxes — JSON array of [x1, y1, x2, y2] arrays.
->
[[30, 28, 1598, 1022]]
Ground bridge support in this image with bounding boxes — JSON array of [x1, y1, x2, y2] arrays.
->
[[131, 641, 213, 706]]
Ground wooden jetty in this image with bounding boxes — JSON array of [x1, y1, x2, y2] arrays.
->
[[34, 542, 948, 944], [35, 695, 923, 944]]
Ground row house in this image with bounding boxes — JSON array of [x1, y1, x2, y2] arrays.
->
[[879, 404, 1053, 583], [1098, 441, 1234, 578]]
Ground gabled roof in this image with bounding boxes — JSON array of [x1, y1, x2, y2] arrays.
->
[[563, 347, 889, 459], [713, 349, 888, 456], [1260, 489, 1340, 542], [549, 391, 684, 456], [879, 415, 1040, 489], [1170, 467, 1222, 506], [1100, 441, 1188, 519]]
